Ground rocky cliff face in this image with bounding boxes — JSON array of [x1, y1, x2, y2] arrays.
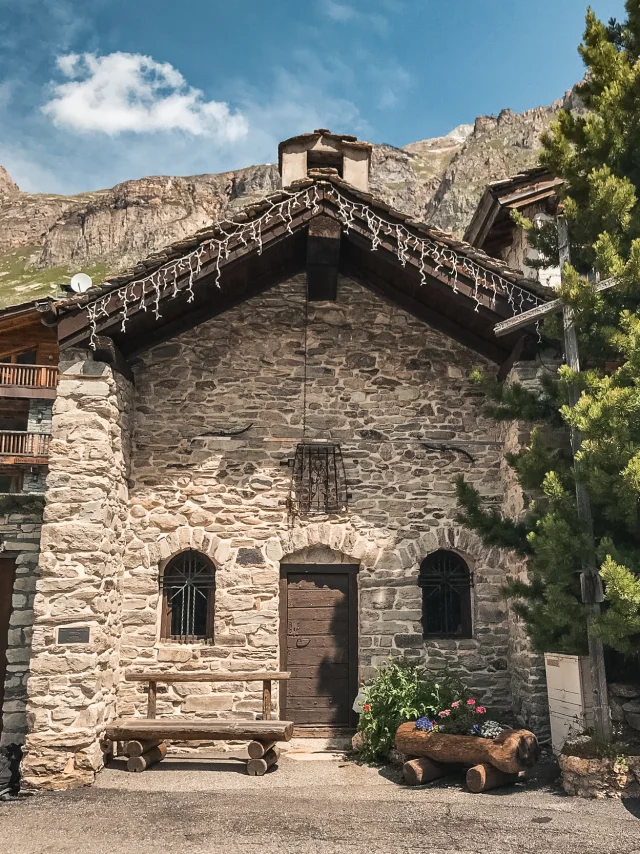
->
[[0, 93, 570, 308]]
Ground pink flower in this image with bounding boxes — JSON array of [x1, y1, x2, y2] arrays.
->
[[363, 704, 371, 712], [438, 709, 451, 717], [451, 701, 460, 709], [476, 706, 486, 714], [467, 699, 476, 706]]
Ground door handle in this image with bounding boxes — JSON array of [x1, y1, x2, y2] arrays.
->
[[296, 638, 310, 647]]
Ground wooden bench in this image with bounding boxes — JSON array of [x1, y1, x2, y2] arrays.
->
[[105, 670, 293, 776]]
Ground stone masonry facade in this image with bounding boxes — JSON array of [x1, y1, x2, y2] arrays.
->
[[0, 510, 42, 747], [19, 355, 132, 789], [15, 273, 548, 789]]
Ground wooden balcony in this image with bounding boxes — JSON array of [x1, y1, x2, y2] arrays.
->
[[0, 431, 51, 464], [0, 364, 57, 399]]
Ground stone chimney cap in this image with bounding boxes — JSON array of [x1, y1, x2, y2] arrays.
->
[[278, 130, 372, 192], [278, 130, 372, 173]]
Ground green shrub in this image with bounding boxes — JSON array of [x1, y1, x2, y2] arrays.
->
[[356, 662, 466, 762]]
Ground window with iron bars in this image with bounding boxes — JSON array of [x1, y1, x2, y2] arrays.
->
[[288, 442, 349, 516], [418, 550, 472, 639], [160, 550, 216, 642]]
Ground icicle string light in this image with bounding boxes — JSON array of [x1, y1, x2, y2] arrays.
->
[[326, 185, 545, 317], [86, 182, 546, 347]]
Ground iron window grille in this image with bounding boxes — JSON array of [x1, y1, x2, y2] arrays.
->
[[160, 550, 216, 642], [288, 442, 349, 516], [418, 550, 472, 639]]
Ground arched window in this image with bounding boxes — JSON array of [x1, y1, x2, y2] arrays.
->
[[160, 551, 216, 642], [418, 550, 472, 639]]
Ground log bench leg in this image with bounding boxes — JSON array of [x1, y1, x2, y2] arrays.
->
[[247, 747, 280, 776], [466, 763, 522, 793], [403, 758, 448, 786], [126, 739, 164, 758], [247, 740, 277, 760], [127, 742, 167, 773]]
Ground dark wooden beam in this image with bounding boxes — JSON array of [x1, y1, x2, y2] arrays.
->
[[120, 247, 306, 358], [93, 336, 134, 383], [341, 238, 514, 363], [306, 215, 341, 301], [341, 260, 509, 365], [56, 204, 318, 348], [497, 337, 534, 381], [60, 232, 306, 353], [323, 196, 530, 320]]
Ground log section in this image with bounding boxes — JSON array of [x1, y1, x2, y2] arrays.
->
[[247, 747, 280, 777], [395, 723, 539, 774], [247, 740, 277, 760], [466, 762, 522, 793], [127, 742, 167, 773], [126, 739, 164, 758], [402, 757, 448, 786]]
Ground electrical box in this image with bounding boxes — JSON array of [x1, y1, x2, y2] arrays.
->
[[544, 653, 594, 754]]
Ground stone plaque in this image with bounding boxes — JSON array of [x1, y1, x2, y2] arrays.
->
[[57, 626, 91, 645]]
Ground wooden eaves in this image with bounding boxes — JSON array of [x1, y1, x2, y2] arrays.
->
[[46, 175, 550, 366]]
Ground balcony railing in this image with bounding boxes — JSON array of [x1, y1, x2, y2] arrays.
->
[[0, 431, 51, 459], [0, 364, 58, 392]]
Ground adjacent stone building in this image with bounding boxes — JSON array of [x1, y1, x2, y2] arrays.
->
[[1, 131, 556, 789]]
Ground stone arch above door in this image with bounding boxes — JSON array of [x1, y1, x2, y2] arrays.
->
[[281, 545, 359, 565], [275, 524, 385, 571]]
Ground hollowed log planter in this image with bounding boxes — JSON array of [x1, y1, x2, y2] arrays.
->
[[395, 722, 539, 775]]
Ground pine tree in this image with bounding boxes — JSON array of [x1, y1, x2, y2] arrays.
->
[[457, 3, 640, 659]]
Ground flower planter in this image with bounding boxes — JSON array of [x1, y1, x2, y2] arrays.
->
[[395, 722, 539, 775]]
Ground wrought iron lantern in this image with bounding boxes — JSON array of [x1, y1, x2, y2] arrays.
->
[[287, 442, 349, 516]]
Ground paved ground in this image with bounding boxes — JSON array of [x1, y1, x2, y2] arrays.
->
[[1, 753, 639, 854]]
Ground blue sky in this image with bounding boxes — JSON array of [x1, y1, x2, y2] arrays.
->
[[0, 0, 625, 194]]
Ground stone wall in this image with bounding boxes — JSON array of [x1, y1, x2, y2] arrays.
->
[[559, 750, 640, 798], [0, 509, 42, 746], [22, 469, 47, 494], [20, 352, 132, 790], [500, 413, 549, 737], [27, 399, 53, 437], [119, 275, 520, 722]]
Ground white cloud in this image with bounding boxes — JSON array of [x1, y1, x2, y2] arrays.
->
[[42, 52, 248, 142], [321, 1, 357, 22], [319, 0, 388, 34]]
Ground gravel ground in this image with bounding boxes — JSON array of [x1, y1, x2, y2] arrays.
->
[[1, 754, 639, 854]]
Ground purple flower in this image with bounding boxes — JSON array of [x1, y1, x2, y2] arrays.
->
[[415, 717, 435, 732]]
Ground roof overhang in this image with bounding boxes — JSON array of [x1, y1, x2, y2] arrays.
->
[[465, 168, 564, 255], [50, 177, 552, 365]]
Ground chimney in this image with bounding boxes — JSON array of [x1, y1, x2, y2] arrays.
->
[[278, 129, 372, 193]]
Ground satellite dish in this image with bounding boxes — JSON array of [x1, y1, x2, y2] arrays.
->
[[69, 272, 93, 294]]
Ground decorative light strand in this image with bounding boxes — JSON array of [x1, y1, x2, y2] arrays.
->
[[325, 185, 545, 318], [85, 182, 546, 348]]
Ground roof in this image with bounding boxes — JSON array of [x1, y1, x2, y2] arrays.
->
[[464, 167, 564, 253], [0, 298, 54, 319], [47, 171, 553, 365]]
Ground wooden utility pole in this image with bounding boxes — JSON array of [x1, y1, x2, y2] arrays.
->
[[556, 217, 612, 740]]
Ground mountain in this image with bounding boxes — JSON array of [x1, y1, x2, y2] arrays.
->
[[0, 91, 574, 309]]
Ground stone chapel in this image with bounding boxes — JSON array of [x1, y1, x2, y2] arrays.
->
[[0, 130, 556, 789]]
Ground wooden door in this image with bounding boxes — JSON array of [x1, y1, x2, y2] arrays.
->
[[0, 556, 16, 736], [280, 565, 358, 733]]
